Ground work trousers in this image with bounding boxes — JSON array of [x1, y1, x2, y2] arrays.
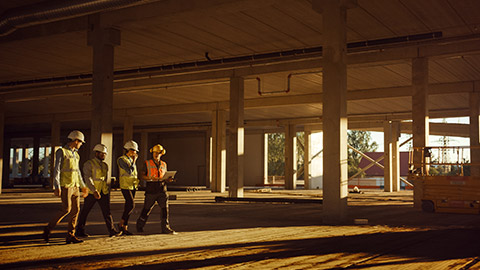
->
[[47, 187, 80, 235], [77, 193, 115, 233], [138, 192, 168, 222], [121, 189, 136, 225]]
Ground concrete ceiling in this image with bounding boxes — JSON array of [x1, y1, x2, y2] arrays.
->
[[1, 0, 480, 134]]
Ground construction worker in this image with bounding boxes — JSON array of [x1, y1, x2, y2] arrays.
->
[[117, 140, 140, 235], [76, 144, 120, 237], [136, 144, 176, 234], [43, 130, 88, 244]]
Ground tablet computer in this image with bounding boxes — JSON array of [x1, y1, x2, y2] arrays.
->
[[160, 171, 177, 181]]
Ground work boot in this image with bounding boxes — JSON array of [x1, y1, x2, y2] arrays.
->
[[75, 227, 89, 237], [66, 233, 84, 244], [136, 217, 146, 233], [109, 229, 121, 237], [160, 207, 177, 235], [42, 226, 50, 243], [120, 225, 133, 235], [161, 223, 177, 235]]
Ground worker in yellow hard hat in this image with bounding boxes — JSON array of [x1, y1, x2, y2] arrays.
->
[[116, 140, 140, 235], [136, 144, 176, 234], [43, 130, 88, 244]]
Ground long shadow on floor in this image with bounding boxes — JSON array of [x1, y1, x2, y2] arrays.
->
[[1, 228, 479, 269]]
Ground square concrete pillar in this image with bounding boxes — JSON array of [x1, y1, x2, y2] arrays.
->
[[285, 124, 297, 190], [470, 91, 480, 176], [0, 98, 4, 193], [88, 15, 120, 181], [384, 121, 393, 192], [49, 120, 61, 188], [123, 116, 134, 144], [391, 121, 401, 191], [304, 128, 312, 190], [264, 133, 269, 185], [412, 57, 429, 209], [316, 0, 352, 223], [212, 109, 227, 192], [227, 77, 244, 198]]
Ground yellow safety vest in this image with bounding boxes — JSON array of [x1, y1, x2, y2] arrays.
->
[[59, 147, 82, 188], [86, 158, 109, 194], [118, 155, 139, 190]]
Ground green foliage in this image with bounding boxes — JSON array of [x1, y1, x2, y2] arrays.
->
[[267, 132, 305, 177], [268, 133, 285, 176], [348, 130, 378, 177]]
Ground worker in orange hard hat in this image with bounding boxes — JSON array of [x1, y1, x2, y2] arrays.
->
[[43, 130, 88, 244], [136, 144, 176, 234], [116, 140, 140, 235]]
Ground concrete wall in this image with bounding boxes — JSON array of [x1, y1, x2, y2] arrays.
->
[[152, 131, 206, 187]]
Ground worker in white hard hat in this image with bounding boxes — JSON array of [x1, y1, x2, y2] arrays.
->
[[136, 144, 176, 234], [76, 144, 120, 238], [116, 140, 140, 235], [43, 130, 88, 244]]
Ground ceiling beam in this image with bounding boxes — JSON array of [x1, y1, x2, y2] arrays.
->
[[0, 0, 274, 43]]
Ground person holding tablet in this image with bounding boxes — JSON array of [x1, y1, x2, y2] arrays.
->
[[136, 144, 177, 234]]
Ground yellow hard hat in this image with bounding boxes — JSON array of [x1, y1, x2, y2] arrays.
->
[[150, 144, 166, 155]]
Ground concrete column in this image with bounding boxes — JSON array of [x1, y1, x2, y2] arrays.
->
[[88, 15, 120, 183], [32, 136, 40, 181], [0, 98, 4, 193], [2, 137, 10, 190], [12, 148, 19, 178], [206, 127, 212, 188], [212, 109, 226, 192], [138, 132, 148, 188], [285, 124, 297, 190], [22, 147, 29, 178], [50, 120, 61, 188], [304, 128, 311, 190], [391, 121, 401, 191], [384, 121, 393, 192], [470, 91, 480, 176], [315, 0, 353, 223], [264, 133, 269, 185], [227, 77, 244, 198], [412, 57, 429, 208], [123, 116, 134, 144], [43, 147, 50, 177]]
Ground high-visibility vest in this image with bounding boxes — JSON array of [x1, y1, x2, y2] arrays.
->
[[86, 158, 109, 194], [118, 155, 139, 190], [59, 147, 82, 188], [145, 159, 166, 179]]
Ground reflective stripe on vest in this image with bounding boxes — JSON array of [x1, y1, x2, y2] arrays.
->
[[59, 147, 81, 188], [146, 159, 166, 179], [88, 158, 109, 194], [118, 155, 138, 190]]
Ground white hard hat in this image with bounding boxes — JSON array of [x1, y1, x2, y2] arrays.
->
[[124, 140, 139, 152], [67, 130, 85, 143], [93, 144, 108, 154]]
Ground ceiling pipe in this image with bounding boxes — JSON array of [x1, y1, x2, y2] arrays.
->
[[0, 0, 154, 37], [0, 31, 443, 88]]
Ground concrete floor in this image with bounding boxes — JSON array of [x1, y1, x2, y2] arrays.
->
[[0, 188, 480, 269]]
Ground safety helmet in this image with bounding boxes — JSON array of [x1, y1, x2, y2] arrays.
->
[[67, 130, 85, 143], [150, 144, 166, 155], [124, 140, 139, 152], [93, 144, 108, 154]]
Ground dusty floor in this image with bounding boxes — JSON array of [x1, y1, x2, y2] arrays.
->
[[0, 188, 479, 269]]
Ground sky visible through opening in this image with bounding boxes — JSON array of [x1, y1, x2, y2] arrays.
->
[[369, 116, 470, 163]]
